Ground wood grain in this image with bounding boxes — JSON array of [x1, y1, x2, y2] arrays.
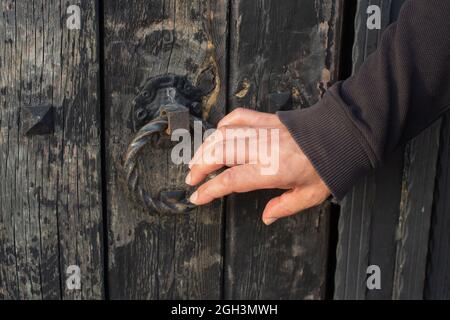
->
[[335, 0, 441, 300], [334, 0, 405, 300], [225, 0, 343, 299], [425, 114, 450, 300], [392, 121, 441, 300], [103, 0, 228, 299], [0, 0, 104, 299]]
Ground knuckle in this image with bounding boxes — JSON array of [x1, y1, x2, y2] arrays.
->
[[212, 143, 225, 164], [198, 185, 214, 200], [218, 126, 228, 136], [230, 108, 245, 120], [221, 169, 236, 186], [233, 107, 245, 115], [304, 187, 325, 206], [303, 189, 316, 203]]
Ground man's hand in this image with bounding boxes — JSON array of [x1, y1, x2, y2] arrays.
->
[[185, 108, 331, 225]]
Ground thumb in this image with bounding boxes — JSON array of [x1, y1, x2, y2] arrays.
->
[[262, 188, 307, 225]]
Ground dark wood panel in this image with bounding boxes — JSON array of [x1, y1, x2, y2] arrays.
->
[[335, 0, 441, 300], [425, 114, 450, 300], [103, 0, 228, 299], [0, 0, 104, 299], [225, 0, 343, 299], [335, 0, 405, 300], [392, 121, 441, 300], [335, 150, 404, 300]]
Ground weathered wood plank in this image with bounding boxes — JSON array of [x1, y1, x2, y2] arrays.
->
[[334, 0, 406, 300], [104, 0, 228, 299], [392, 121, 441, 300], [336, 0, 440, 300], [225, 0, 343, 299], [0, 0, 104, 299], [425, 114, 450, 300]]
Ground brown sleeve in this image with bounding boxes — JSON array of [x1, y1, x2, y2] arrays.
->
[[277, 0, 450, 200]]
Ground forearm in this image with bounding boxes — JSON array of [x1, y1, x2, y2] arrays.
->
[[278, 0, 450, 200]]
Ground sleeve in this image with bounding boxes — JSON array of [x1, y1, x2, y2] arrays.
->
[[277, 0, 450, 200]]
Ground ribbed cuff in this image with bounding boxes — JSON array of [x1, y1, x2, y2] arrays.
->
[[277, 92, 374, 201]]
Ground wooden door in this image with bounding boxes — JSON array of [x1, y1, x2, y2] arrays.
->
[[0, 0, 343, 300], [103, 0, 343, 299], [3, 0, 450, 301]]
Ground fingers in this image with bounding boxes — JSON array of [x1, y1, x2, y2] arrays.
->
[[189, 165, 276, 205], [189, 126, 256, 168], [186, 162, 224, 186], [188, 142, 261, 186], [187, 133, 226, 185], [188, 126, 263, 185], [189, 126, 226, 169], [218, 108, 280, 128], [188, 108, 282, 184], [262, 188, 311, 225]]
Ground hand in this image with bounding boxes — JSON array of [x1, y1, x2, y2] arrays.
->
[[185, 108, 331, 225]]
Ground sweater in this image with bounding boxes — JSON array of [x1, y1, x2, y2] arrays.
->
[[277, 0, 450, 200]]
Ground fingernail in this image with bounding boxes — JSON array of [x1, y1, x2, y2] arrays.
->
[[189, 191, 198, 204], [185, 173, 192, 185], [264, 218, 278, 226]]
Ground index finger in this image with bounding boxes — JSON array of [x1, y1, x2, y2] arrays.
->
[[189, 165, 278, 205]]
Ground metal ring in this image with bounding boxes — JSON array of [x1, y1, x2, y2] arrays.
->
[[124, 116, 207, 214]]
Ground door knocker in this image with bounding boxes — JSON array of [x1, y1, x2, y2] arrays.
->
[[124, 74, 213, 214]]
